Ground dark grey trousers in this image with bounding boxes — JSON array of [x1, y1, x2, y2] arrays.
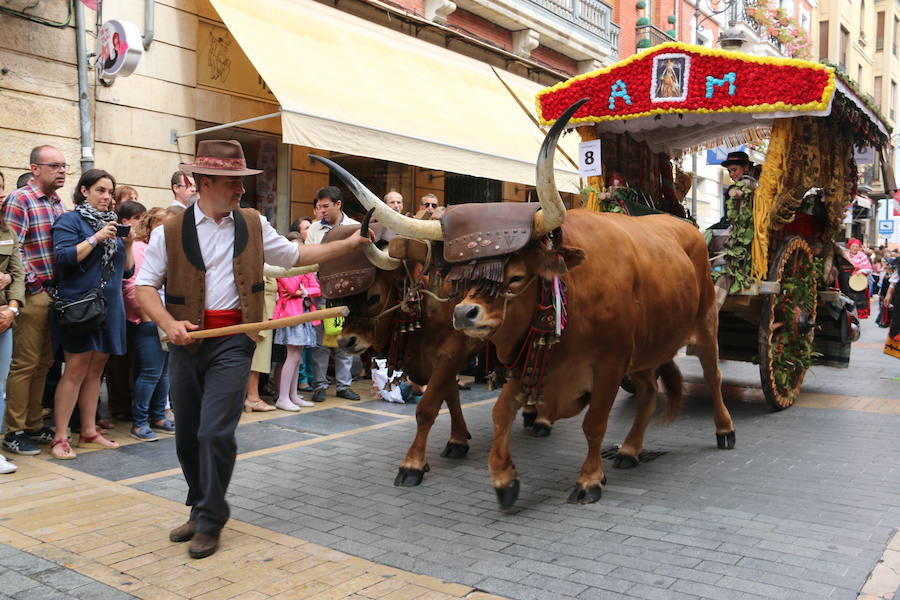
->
[[169, 334, 255, 536]]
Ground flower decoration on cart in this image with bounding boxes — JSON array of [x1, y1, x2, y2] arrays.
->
[[536, 42, 835, 126]]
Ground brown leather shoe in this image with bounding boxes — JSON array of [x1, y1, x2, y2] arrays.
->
[[168, 520, 197, 543], [188, 532, 219, 559]]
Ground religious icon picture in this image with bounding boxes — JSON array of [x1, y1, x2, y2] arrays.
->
[[651, 54, 690, 103]]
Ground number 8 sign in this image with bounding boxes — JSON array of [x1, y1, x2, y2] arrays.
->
[[579, 139, 603, 177]]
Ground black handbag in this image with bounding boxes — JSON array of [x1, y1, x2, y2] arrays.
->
[[53, 288, 108, 335], [51, 251, 113, 335]]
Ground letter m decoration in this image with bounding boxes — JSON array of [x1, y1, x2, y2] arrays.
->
[[706, 72, 737, 98]]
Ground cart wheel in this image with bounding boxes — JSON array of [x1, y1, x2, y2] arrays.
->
[[759, 236, 817, 410]]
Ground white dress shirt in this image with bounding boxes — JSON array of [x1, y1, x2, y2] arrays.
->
[[306, 213, 359, 245], [136, 205, 300, 310]]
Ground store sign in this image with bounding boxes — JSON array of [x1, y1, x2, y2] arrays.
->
[[578, 139, 602, 177], [197, 21, 276, 103], [97, 20, 143, 80], [879, 220, 894, 234]]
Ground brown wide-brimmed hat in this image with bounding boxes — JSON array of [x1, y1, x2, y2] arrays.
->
[[179, 139, 262, 176]]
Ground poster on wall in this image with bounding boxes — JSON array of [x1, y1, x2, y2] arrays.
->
[[256, 140, 278, 224], [197, 20, 276, 102]]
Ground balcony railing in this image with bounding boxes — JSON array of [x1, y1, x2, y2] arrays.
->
[[530, 0, 620, 48], [635, 23, 673, 51], [740, 3, 786, 54]]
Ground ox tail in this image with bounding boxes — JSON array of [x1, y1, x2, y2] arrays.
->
[[658, 361, 684, 423]]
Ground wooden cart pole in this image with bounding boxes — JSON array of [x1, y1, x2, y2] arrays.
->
[[161, 306, 349, 342]]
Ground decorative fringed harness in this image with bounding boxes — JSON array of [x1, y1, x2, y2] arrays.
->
[[503, 273, 568, 406], [443, 243, 569, 406]]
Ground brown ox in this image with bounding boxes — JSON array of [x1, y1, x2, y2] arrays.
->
[[310, 185, 547, 488], [321, 100, 735, 508], [312, 135, 704, 503]]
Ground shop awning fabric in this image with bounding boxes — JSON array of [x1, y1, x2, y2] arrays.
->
[[209, 0, 581, 192]]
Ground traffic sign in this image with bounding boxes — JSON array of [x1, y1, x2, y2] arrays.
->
[[878, 220, 894, 234]]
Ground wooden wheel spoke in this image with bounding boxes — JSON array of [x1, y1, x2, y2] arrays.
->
[[759, 237, 817, 411]]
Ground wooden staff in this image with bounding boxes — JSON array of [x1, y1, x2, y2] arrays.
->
[[161, 306, 349, 342]]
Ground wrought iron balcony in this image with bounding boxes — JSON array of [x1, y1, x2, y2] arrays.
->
[[739, 3, 786, 54], [528, 0, 619, 51], [635, 23, 673, 51], [456, 0, 619, 62]]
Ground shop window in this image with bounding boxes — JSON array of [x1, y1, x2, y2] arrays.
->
[[444, 174, 502, 205]]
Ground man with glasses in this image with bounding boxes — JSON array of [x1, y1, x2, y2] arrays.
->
[[306, 186, 361, 401], [1, 145, 67, 455], [170, 170, 196, 209], [420, 193, 441, 212]]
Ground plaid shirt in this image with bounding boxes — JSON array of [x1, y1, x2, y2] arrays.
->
[[2, 181, 65, 294]]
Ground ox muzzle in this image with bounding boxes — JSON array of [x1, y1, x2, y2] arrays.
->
[[453, 303, 486, 332]]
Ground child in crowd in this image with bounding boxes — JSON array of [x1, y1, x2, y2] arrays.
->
[[272, 270, 320, 411]]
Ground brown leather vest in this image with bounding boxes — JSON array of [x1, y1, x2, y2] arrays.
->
[[163, 204, 266, 350]]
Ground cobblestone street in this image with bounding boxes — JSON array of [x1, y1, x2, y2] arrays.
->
[[1, 322, 898, 600]]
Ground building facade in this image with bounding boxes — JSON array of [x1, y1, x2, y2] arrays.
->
[[0, 0, 619, 228]]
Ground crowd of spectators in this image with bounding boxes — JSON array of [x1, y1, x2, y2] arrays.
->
[[0, 145, 380, 473]]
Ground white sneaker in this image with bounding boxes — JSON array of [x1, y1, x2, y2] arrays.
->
[[292, 397, 314, 407], [275, 398, 300, 412], [0, 455, 17, 474]]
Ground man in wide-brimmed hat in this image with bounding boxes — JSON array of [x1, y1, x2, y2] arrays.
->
[[135, 140, 371, 559], [721, 151, 757, 191]]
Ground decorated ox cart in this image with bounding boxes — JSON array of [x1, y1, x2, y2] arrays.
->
[[536, 42, 893, 410]]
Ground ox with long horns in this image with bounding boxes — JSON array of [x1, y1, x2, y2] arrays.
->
[[319, 99, 735, 508]]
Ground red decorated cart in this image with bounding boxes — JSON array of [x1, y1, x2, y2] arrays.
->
[[537, 42, 893, 409]]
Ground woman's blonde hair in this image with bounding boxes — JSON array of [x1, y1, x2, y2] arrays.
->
[[135, 207, 167, 242]]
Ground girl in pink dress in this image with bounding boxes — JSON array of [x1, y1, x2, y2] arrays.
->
[[273, 272, 320, 411]]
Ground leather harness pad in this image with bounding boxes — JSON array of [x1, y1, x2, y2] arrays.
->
[[441, 203, 539, 264], [318, 224, 389, 299]]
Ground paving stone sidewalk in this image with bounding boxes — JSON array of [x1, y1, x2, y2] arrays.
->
[[133, 387, 900, 600], [0, 542, 135, 600]]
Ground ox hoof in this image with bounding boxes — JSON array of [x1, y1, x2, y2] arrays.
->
[[522, 411, 537, 430], [567, 484, 603, 505], [440, 441, 470, 459], [613, 454, 640, 469], [393, 464, 430, 487], [530, 423, 552, 438], [716, 431, 736, 450], [494, 479, 520, 509]]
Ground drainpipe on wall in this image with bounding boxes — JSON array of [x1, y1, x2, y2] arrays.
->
[[74, 0, 93, 171], [142, 0, 154, 50]]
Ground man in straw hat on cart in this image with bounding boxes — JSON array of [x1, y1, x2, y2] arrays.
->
[[136, 140, 371, 559]]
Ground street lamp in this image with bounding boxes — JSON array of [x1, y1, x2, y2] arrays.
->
[[694, 0, 740, 45]]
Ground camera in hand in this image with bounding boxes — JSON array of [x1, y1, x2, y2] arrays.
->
[[115, 224, 131, 237]]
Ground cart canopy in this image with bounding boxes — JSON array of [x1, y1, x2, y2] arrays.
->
[[537, 42, 891, 153]]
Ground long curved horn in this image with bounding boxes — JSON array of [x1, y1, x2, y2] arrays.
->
[[360, 208, 402, 270], [534, 98, 590, 237], [309, 155, 443, 241]]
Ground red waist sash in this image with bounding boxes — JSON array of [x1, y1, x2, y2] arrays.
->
[[203, 309, 242, 336]]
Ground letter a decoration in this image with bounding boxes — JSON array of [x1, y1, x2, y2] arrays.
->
[[608, 79, 633, 110]]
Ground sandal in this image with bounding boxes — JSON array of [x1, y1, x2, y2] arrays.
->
[[244, 399, 276, 413], [76, 433, 119, 449], [97, 419, 115, 430], [50, 439, 76, 460]]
